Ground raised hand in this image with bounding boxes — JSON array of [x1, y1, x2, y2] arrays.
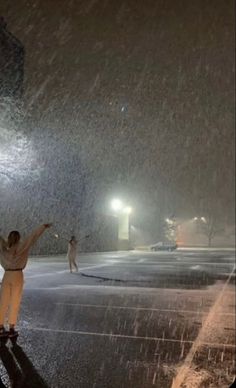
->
[[44, 223, 53, 228]]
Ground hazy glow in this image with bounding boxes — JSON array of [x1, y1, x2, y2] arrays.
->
[[123, 206, 132, 215], [0, 126, 38, 184], [193, 217, 206, 223], [111, 199, 123, 211]]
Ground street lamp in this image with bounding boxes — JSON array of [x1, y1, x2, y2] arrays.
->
[[111, 199, 123, 212], [110, 199, 132, 250]]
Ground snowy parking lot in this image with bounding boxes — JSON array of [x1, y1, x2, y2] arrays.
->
[[0, 249, 235, 387]]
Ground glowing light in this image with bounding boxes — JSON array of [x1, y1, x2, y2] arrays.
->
[[123, 206, 132, 215], [111, 199, 123, 212]]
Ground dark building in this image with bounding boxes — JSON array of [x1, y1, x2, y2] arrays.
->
[[0, 17, 24, 98]]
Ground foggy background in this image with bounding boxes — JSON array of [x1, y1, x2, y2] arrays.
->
[[0, 0, 235, 252]]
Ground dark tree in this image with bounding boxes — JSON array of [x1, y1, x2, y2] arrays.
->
[[0, 17, 24, 99]]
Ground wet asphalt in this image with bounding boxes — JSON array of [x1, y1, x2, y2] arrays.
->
[[0, 249, 235, 388]]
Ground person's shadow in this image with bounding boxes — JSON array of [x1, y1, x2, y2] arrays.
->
[[0, 344, 49, 388]]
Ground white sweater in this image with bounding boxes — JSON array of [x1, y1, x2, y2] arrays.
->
[[0, 225, 46, 270]]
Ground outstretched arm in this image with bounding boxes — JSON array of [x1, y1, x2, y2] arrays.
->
[[19, 223, 52, 253]]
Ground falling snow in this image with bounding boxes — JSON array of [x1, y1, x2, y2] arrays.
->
[[0, 1, 235, 387]]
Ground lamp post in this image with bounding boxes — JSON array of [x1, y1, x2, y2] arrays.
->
[[111, 199, 132, 250]]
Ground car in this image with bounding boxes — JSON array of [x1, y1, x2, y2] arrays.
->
[[150, 241, 177, 252]]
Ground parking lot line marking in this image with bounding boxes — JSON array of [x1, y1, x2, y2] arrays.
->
[[24, 327, 235, 348], [54, 303, 235, 317], [171, 264, 236, 388]]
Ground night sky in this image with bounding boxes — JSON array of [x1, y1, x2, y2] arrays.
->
[[0, 0, 235, 243]]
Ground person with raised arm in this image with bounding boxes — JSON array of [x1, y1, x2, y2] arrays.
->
[[0, 223, 52, 340]]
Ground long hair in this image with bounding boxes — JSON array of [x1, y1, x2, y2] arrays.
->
[[8, 231, 21, 248], [69, 235, 76, 243]]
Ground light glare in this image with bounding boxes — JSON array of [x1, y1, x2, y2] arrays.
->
[[111, 199, 123, 211], [124, 206, 132, 214]]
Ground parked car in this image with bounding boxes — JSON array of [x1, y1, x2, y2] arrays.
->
[[150, 241, 177, 252]]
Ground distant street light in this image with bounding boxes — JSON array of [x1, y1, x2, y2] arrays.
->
[[193, 216, 206, 223], [111, 199, 123, 212], [110, 198, 132, 250]]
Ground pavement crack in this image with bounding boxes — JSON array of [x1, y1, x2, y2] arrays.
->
[[81, 272, 126, 282]]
